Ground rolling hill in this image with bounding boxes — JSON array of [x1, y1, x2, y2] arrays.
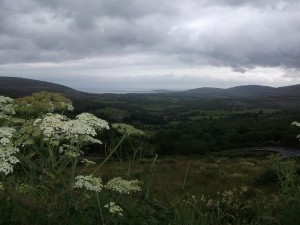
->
[[184, 84, 300, 98], [1, 76, 300, 101], [0, 76, 87, 98]]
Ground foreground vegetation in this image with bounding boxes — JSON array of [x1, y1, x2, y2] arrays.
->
[[1, 92, 300, 225]]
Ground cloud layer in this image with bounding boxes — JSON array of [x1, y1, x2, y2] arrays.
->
[[1, 0, 300, 90]]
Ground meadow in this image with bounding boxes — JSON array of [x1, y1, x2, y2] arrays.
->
[[0, 92, 300, 225]]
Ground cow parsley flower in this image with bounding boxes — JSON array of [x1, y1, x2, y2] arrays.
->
[[105, 177, 141, 194], [38, 113, 68, 137], [104, 202, 123, 217], [37, 114, 99, 141], [74, 175, 103, 192], [0, 137, 10, 146], [59, 144, 82, 158], [82, 135, 102, 144], [112, 123, 144, 136], [61, 120, 97, 137], [0, 96, 13, 106], [0, 127, 16, 139], [81, 159, 96, 166], [291, 121, 300, 127], [60, 102, 74, 111], [76, 113, 109, 130], [0, 145, 20, 175], [0, 127, 20, 175]]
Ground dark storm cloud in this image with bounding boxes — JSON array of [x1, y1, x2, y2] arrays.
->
[[1, 0, 300, 73]]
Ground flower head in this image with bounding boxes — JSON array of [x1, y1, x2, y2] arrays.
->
[[74, 175, 103, 192], [112, 123, 144, 136], [104, 202, 123, 217], [81, 159, 96, 166], [0, 96, 13, 108], [76, 113, 109, 130], [291, 121, 300, 127], [105, 177, 141, 194], [0, 127, 19, 175]]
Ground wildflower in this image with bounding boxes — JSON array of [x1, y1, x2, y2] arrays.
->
[[199, 194, 206, 203], [112, 123, 144, 136], [81, 159, 96, 166], [60, 102, 74, 111], [82, 135, 102, 144], [191, 195, 197, 203], [59, 144, 82, 158], [38, 113, 68, 137], [241, 186, 248, 192], [0, 127, 19, 175], [76, 113, 109, 130], [0, 96, 13, 105], [0, 127, 16, 139], [74, 175, 103, 192], [206, 199, 214, 208], [37, 114, 100, 142], [222, 190, 234, 204], [104, 202, 123, 217], [14, 92, 73, 116], [0, 145, 20, 175], [66, 104, 74, 111], [291, 121, 300, 126], [105, 177, 141, 194], [0, 137, 10, 146], [61, 120, 97, 137]]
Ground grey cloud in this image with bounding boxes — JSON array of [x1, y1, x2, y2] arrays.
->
[[1, 0, 300, 74], [199, 0, 299, 8]]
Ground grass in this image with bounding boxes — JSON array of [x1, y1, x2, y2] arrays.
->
[[76, 152, 300, 225], [93, 153, 285, 198]]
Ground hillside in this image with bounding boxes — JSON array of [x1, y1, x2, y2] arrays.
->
[[184, 84, 300, 98], [2, 77, 300, 98], [0, 76, 87, 98]]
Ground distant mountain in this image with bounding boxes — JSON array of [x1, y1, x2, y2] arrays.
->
[[225, 85, 276, 97], [2, 76, 300, 101], [0, 76, 86, 98], [184, 84, 300, 98], [184, 87, 224, 95], [276, 84, 300, 96]]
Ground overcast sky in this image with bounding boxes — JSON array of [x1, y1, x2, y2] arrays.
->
[[1, 0, 300, 92]]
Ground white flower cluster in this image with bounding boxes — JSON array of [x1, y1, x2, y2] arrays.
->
[[104, 202, 123, 217], [74, 175, 103, 192], [112, 123, 144, 136], [291, 121, 300, 127], [62, 120, 97, 137], [0, 96, 13, 105], [0, 127, 20, 175], [76, 113, 109, 130], [105, 177, 141, 194], [60, 102, 74, 111], [82, 135, 102, 144], [81, 159, 96, 166], [34, 113, 108, 147], [35, 114, 68, 138], [0, 96, 15, 116], [291, 121, 300, 139], [59, 144, 82, 158]]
